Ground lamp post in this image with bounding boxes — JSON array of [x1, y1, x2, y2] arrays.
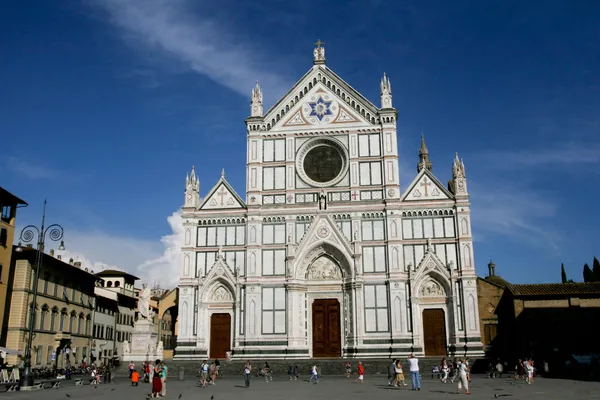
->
[[15, 199, 65, 387]]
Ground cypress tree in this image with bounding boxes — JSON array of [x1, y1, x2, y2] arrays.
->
[[593, 257, 600, 282], [583, 263, 594, 283], [561, 263, 568, 283]]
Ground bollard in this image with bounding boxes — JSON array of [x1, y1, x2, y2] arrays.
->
[[178, 366, 185, 381]]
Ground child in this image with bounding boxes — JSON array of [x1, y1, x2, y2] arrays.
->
[[356, 361, 364, 384], [131, 369, 139, 386], [345, 362, 352, 378]]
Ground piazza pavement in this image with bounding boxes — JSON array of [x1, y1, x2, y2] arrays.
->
[[2, 373, 600, 400]]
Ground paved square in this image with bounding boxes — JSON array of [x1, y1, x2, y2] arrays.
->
[[3, 374, 600, 400]]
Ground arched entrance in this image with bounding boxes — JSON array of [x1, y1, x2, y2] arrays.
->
[[210, 313, 231, 359], [306, 254, 344, 358]]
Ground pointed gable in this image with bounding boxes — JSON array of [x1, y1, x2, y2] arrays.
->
[[199, 176, 246, 210], [295, 214, 353, 259], [265, 65, 379, 131], [402, 168, 453, 202]]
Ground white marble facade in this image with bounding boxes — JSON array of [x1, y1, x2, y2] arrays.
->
[[176, 44, 483, 360]]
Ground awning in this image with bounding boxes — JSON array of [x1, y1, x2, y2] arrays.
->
[[0, 347, 21, 355]]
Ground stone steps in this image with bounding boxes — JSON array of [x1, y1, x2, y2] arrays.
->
[[119, 357, 461, 378]]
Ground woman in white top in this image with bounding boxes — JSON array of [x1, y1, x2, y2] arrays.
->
[[457, 359, 470, 395]]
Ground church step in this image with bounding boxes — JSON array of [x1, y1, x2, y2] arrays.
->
[[119, 357, 483, 378]]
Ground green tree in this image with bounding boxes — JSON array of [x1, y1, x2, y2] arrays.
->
[[593, 257, 600, 282], [583, 263, 594, 283], [561, 263, 568, 283]]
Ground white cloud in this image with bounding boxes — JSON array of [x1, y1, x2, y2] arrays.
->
[[481, 141, 600, 169], [56, 211, 182, 288], [4, 156, 58, 180], [89, 0, 290, 101], [469, 181, 562, 250]]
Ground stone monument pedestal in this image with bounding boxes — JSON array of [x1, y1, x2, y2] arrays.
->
[[122, 319, 164, 362]]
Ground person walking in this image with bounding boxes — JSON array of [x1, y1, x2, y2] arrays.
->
[[345, 361, 352, 378], [408, 354, 421, 391], [309, 365, 319, 384], [457, 358, 470, 395], [244, 360, 252, 388], [160, 361, 168, 397], [356, 361, 364, 384], [388, 359, 397, 386], [128, 361, 135, 378], [441, 358, 449, 383]]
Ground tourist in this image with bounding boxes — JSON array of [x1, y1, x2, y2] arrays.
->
[[160, 361, 168, 396], [345, 361, 352, 378], [309, 364, 319, 384], [408, 354, 421, 391], [200, 360, 209, 387], [465, 357, 471, 382], [131, 369, 139, 386], [214, 358, 221, 378], [293, 365, 300, 380], [388, 359, 396, 385], [263, 361, 273, 382], [209, 361, 216, 385], [288, 366, 294, 380], [456, 358, 470, 395], [128, 361, 135, 378], [392, 359, 407, 387], [150, 359, 162, 398], [356, 361, 364, 384], [244, 360, 252, 388], [441, 358, 449, 383]]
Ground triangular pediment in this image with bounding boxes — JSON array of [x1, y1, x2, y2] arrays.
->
[[205, 255, 236, 282], [412, 248, 451, 288], [199, 177, 246, 210], [402, 168, 454, 202], [265, 66, 380, 131], [295, 214, 353, 259]]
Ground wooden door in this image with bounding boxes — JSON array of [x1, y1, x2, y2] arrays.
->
[[210, 313, 231, 359], [423, 309, 447, 356], [312, 299, 341, 357]]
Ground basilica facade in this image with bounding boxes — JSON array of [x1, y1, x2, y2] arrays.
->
[[175, 44, 483, 360]]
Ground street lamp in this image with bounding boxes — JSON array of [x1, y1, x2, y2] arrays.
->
[[16, 199, 65, 388]]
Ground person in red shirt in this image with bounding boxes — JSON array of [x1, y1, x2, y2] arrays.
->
[[356, 361, 365, 384]]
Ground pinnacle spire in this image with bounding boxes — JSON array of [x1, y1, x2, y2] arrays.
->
[[380, 72, 392, 108], [417, 134, 433, 172], [250, 81, 263, 117], [313, 39, 326, 64], [453, 152, 466, 178], [221, 168, 225, 178]]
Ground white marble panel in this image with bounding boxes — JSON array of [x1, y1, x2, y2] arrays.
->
[[274, 224, 286, 244], [263, 168, 274, 190], [207, 227, 216, 246], [251, 140, 258, 160], [446, 244, 457, 269], [433, 218, 444, 238], [236, 226, 245, 245], [274, 167, 285, 189], [435, 244, 447, 264], [423, 219, 433, 238], [369, 134, 380, 156], [197, 227, 207, 246], [263, 225, 274, 244], [412, 219, 423, 239], [385, 132, 393, 153], [359, 163, 370, 185], [358, 134, 369, 157], [263, 140, 274, 162], [371, 162, 382, 184], [362, 247, 374, 272], [374, 246, 386, 272], [364, 286, 375, 307], [250, 168, 257, 188], [216, 227, 226, 246], [362, 221, 373, 241], [414, 245, 424, 267], [263, 250, 274, 275], [386, 161, 394, 181], [226, 226, 235, 245], [274, 139, 285, 161], [274, 250, 285, 275], [404, 246, 413, 270], [402, 219, 413, 239], [444, 217, 455, 238], [373, 220, 385, 240]]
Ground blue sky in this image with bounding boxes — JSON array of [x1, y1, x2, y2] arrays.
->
[[1, 0, 599, 286]]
